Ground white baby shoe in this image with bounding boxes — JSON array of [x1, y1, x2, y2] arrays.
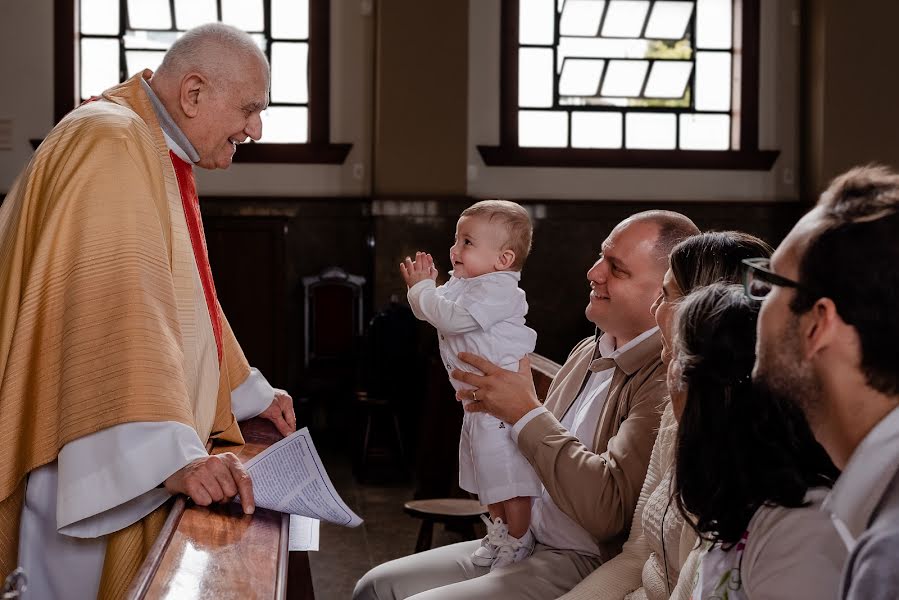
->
[[490, 527, 535, 570], [470, 514, 509, 567]]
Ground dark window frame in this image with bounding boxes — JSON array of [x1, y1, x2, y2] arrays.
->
[[477, 0, 779, 170], [54, 0, 351, 164]]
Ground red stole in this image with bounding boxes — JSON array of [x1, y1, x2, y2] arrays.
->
[[169, 151, 223, 363]]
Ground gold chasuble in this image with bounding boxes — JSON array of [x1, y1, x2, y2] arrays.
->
[[0, 72, 250, 598]]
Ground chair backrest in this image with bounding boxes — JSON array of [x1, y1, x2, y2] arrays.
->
[[362, 301, 420, 399], [302, 267, 366, 367], [528, 352, 562, 402]]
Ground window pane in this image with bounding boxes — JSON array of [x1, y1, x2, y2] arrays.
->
[[625, 112, 676, 149], [695, 51, 731, 110], [271, 42, 308, 103], [81, 0, 119, 35], [520, 0, 555, 45], [600, 60, 648, 97], [644, 1, 693, 40], [680, 113, 730, 149], [559, 59, 605, 97], [127, 0, 172, 30], [559, 1, 606, 37], [558, 37, 650, 63], [250, 34, 268, 53], [643, 60, 692, 97], [601, 0, 650, 38], [80, 38, 119, 99], [696, 0, 732, 49], [124, 30, 179, 50], [174, 0, 217, 30], [572, 111, 622, 148], [222, 0, 264, 32], [126, 50, 165, 75], [259, 106, 308, 143], [272, 0, 309, 39], [519, 48, 554, 108], [519, 111, 568, 147]]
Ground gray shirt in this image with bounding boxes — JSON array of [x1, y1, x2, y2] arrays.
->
[[824, 406, 899, 599]]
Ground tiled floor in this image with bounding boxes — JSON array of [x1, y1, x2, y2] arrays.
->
[[308, 447, 469, 600]]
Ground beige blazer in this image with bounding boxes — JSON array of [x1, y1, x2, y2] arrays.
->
[[517, 332, 668, 562]]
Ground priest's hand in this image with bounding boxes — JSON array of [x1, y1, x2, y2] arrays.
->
[[259, 388, 297, 437], [164, 453, 255, 514], [452, 353, 540, 425]]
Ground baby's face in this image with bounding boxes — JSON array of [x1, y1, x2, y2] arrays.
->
[[449, 216, 506, 279]]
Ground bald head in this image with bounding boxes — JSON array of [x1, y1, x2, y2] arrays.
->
[[155, 23, 269, 87], [621, 210, 700, 265]]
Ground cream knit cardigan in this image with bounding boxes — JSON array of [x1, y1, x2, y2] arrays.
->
[[559, 403, 700, 600]]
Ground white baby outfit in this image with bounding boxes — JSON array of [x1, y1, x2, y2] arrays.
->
[[407, 271, 542, 505]]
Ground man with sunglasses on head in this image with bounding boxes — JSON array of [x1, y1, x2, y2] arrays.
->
[[745, 165, 899, 599]]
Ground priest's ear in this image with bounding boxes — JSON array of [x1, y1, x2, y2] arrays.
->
[[179, 72, 209, 118]]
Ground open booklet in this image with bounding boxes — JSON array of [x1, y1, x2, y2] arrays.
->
[[242, 426, 363, 528]]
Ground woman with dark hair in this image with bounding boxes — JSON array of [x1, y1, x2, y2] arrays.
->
[[559, 232, 772, 600], [671, 284, 845, 598]]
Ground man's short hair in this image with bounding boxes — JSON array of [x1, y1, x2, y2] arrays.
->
[[461, 200, 533, 271], [628, 210, 700, 263], [793, 165, 899, 395]]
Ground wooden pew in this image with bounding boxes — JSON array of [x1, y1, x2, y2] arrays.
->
[[126, 418, 314, 600], [529, 352, 562, 401]]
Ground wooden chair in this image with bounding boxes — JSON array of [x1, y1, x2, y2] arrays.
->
[[403, 498, 487, 553], [355, 300, 420, 481], [298, 267, 366, 428], [403, 352, 562, 553]]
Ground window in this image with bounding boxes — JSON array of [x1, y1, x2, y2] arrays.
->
[[478, 0, 778, 169], [54, 0, 350, 163]]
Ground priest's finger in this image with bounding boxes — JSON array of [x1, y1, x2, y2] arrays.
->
[[225, 455, 255, 514], [200, 476, 226, 504], [276, 392, 295, 417], [212, 463, 239, 498], [184, 479, 213, 506], [270, 410, 294, 438]]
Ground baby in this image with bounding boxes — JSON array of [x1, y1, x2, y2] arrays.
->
[[400, 199, 541, 570]]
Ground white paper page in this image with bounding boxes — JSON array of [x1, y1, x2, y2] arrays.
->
[[289, 515, 320, 551], [243, 427, 363, 527]]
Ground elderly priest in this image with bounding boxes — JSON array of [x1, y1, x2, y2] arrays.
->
[[0, 23, 296, 600]]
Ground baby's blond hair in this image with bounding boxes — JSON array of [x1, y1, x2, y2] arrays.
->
[[460, 200, 532, 271]]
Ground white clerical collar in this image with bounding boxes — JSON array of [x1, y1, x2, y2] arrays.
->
[[823, 405, 899, 550], [140, 77, 200, 164]]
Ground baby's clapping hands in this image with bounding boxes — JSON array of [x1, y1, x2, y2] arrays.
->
[[400, 252, 439, 287]]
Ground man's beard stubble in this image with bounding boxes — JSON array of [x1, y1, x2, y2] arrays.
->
[[753, 316, 824, 429]]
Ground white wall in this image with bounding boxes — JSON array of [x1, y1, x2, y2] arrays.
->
[[0, 0, 374, 197], [466, 0, 801, 202]]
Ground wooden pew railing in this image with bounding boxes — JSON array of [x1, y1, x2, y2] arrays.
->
[[529, 352, 562, 401], [126, 418, 314, 600]]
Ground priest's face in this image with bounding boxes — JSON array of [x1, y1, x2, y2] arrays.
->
[[191, 54, 269, 170]]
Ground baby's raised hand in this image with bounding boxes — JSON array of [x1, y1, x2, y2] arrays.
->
[[400, 252, 439, 287]]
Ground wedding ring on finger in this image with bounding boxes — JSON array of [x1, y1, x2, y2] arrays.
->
[[472, 390, 478, 402]]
